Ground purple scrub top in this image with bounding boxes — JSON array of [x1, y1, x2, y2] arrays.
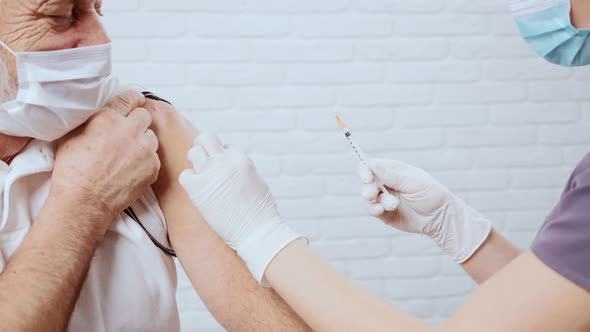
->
[[531, 153, 590, 290]]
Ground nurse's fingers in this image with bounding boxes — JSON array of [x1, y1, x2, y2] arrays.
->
[[368, 203, 385, 218], [361, 183, 380, 201], [197, 132, 224, 156], [358, 163, 374, 184], [379, 192, 400, 212], [187, 144, 209, 173]]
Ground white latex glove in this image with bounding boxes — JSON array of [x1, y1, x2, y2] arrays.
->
[[179, 133, 303, 286], [360, 159, 491, 263]]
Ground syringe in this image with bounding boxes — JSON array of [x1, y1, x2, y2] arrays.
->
[[336, 115, 394, 198]]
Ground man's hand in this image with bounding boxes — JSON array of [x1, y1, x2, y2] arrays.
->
[[52, 90, 160, 222], [0, 90, 162, 332]]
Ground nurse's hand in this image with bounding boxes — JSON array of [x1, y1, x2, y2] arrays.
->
[[179, 133, 303, 285], [360, 160, 491, 263], [52, 90, 160, 222]]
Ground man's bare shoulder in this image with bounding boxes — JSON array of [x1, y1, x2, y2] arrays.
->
[[143, 97, 198, 138], [144, 97, 198, 201]]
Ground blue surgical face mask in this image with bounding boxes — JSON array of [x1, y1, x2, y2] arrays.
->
[[511, 0, 590, 66]]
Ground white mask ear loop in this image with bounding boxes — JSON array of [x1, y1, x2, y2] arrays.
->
[[0, 41, 16, 56]]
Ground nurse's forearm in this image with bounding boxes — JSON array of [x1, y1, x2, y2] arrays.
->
[[0, 191, 109, 332], [147, 100, 310, 331], [266, 240, 432, 332], [169, 210, 309, 331], [266, 242, 590, 332], [460, 228, 521, 284]]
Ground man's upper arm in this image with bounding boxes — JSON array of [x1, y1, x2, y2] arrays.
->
[[144, 99, 310, 331], [144, 98, 197, 181], [441, 251, 590, 332]]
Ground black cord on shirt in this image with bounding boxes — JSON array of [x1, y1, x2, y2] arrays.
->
[[122, 91, 177, 257]]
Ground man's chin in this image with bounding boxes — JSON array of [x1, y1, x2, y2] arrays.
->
[[0, 133, 33, 160], [0, 91, 16, 106], [0, 58, 17, 105]]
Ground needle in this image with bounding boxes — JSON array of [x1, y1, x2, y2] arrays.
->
[[336, 115, 393, 197]]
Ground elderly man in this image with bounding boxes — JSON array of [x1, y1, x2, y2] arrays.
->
[[0, 0, 309, 331]]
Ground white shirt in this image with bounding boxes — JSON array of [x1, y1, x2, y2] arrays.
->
[[0, 140, 180, 332]]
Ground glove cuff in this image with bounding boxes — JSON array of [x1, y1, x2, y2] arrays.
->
[[237, 222, 305, 287], [436, 197, 492, 264]]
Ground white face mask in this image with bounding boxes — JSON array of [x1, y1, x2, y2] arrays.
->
[[0, 41, 118, 141]]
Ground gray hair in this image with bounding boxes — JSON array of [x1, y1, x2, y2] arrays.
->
[[0, 56, 16, 104]]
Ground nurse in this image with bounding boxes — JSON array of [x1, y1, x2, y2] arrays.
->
[[180, 1, 590, 331]]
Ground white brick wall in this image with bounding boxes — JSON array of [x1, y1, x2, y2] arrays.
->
[[102, 1, 590, 331]]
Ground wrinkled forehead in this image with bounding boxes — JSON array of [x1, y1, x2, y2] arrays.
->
[[15, 0, 98, 15]]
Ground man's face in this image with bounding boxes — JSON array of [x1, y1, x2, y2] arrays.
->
[[0, 0, 109, 100]]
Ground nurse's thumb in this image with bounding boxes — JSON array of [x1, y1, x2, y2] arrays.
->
[[179, 169, 197, 191], [370, 159, 410, 192]]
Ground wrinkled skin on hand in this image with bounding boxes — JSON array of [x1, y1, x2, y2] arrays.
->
[[52, 90, 160, 220]]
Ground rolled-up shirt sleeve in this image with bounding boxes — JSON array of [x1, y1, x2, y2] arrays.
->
[[531, 153, 590, 290]]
